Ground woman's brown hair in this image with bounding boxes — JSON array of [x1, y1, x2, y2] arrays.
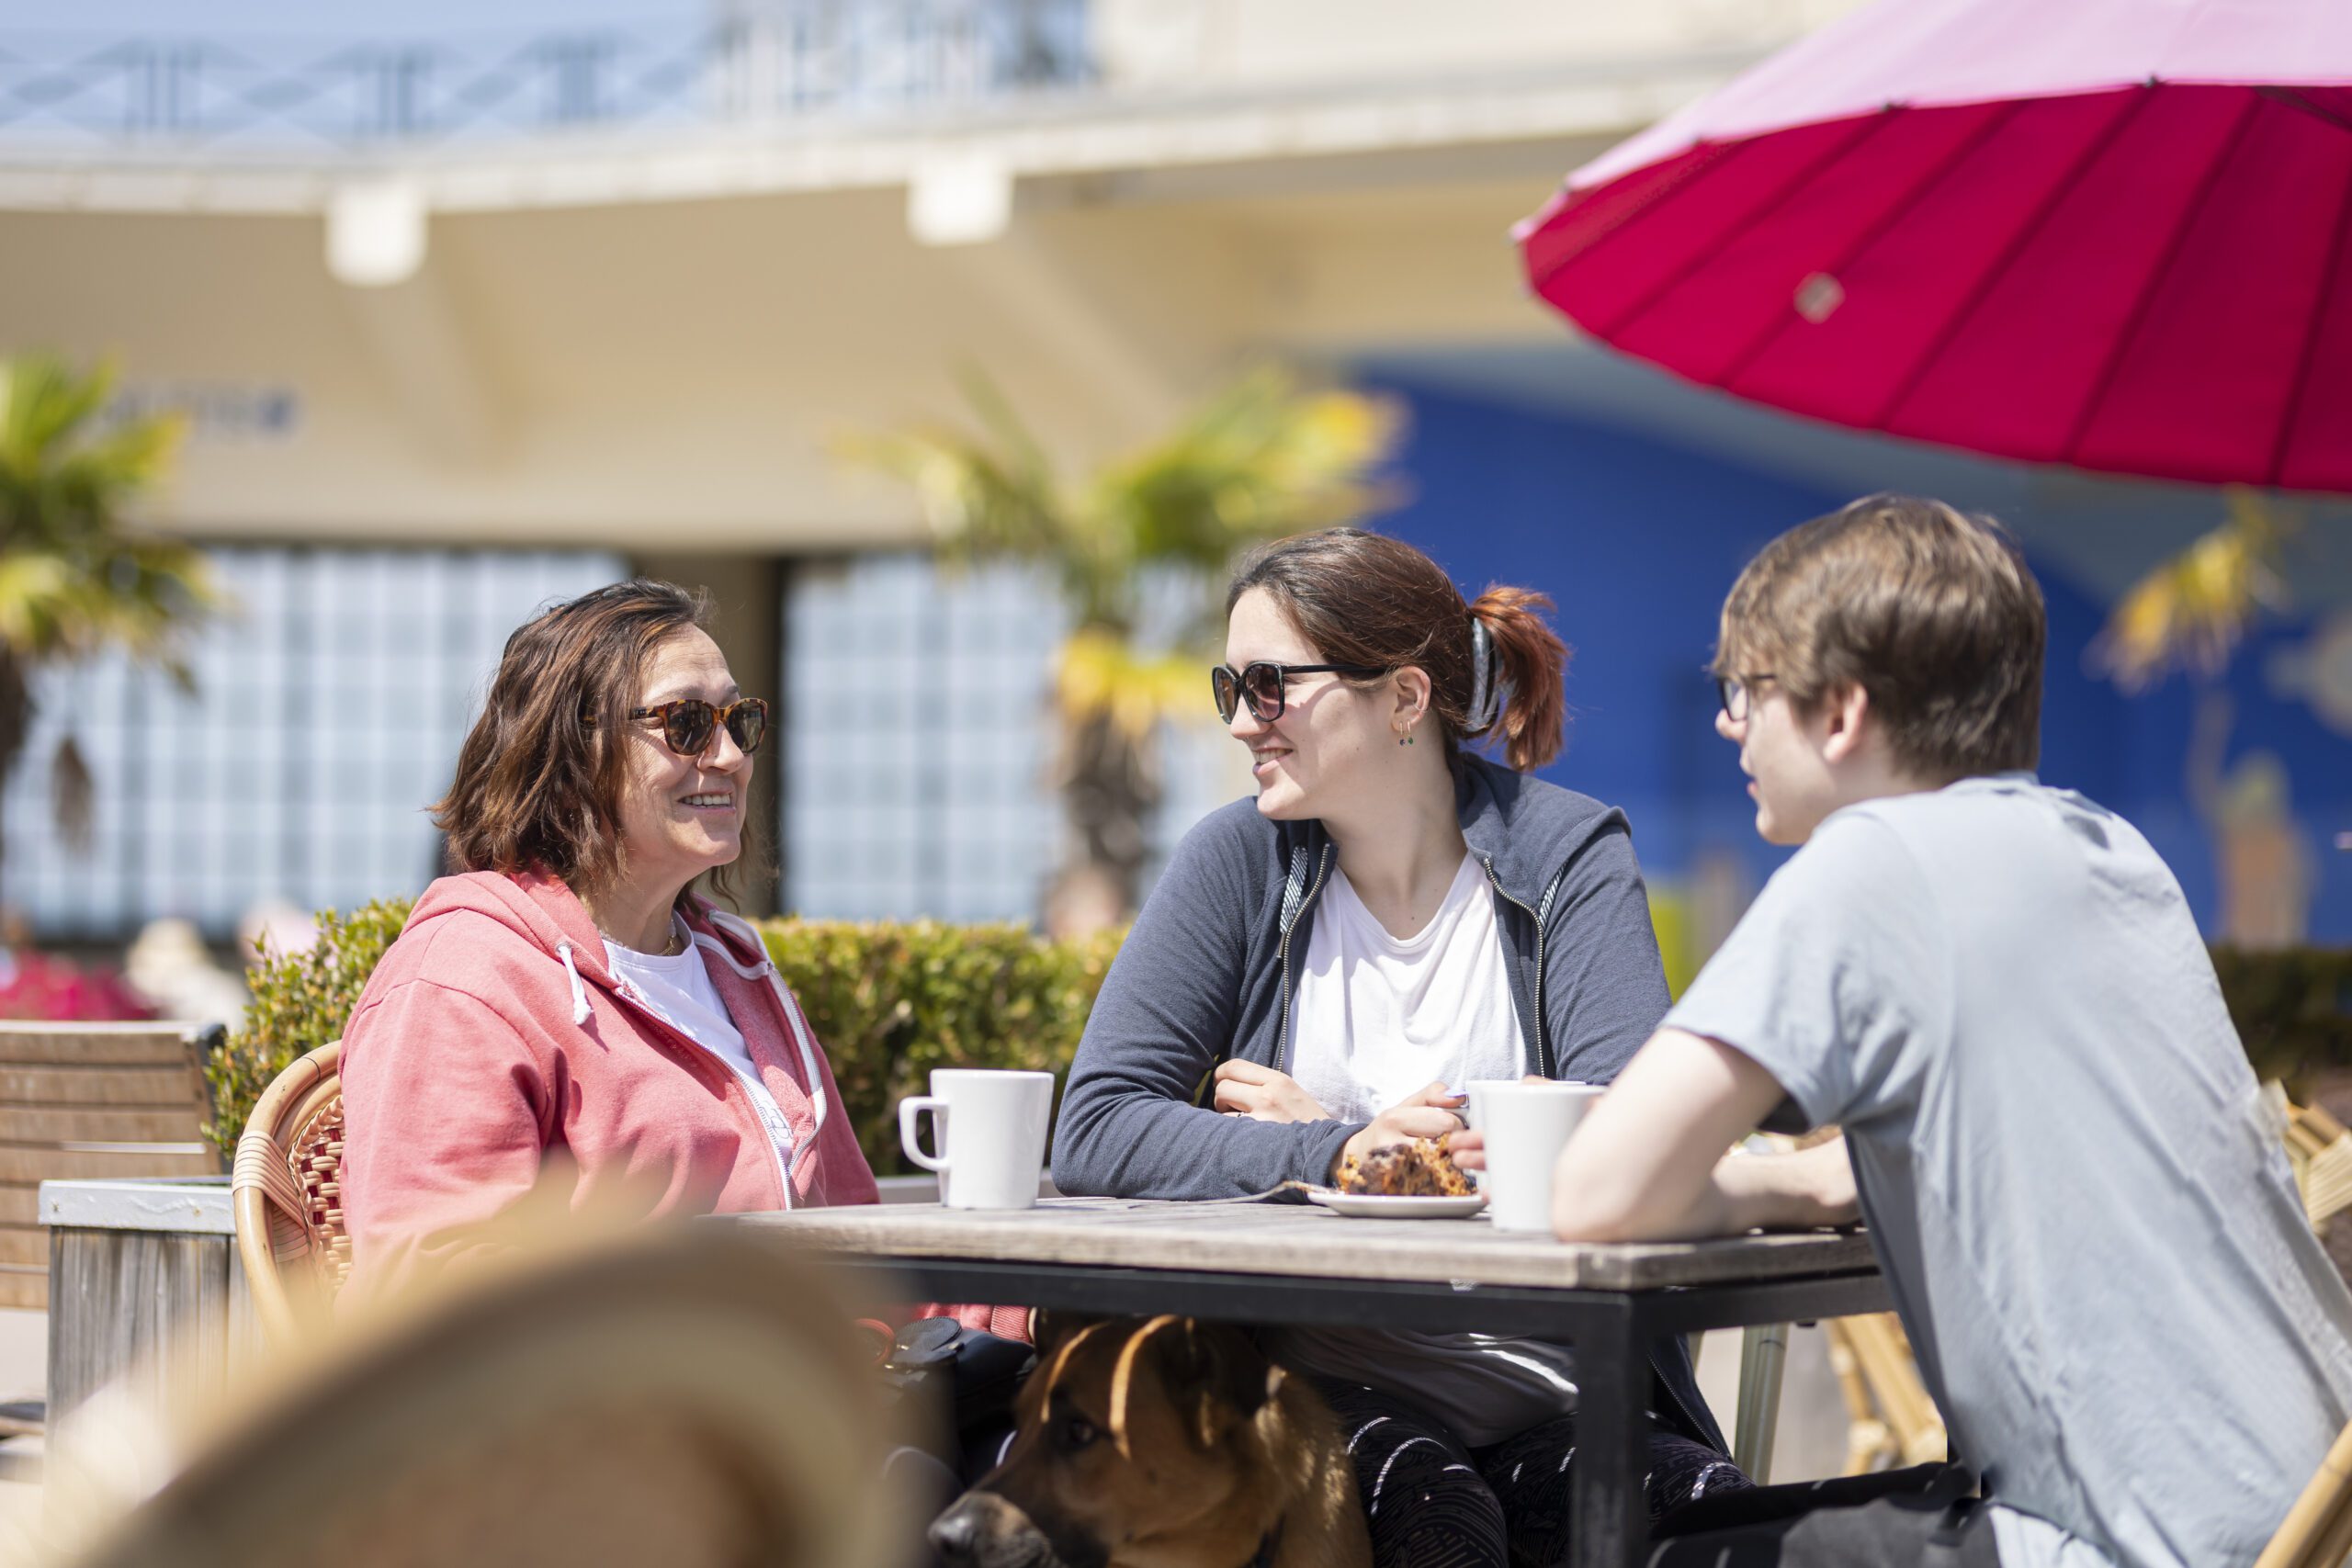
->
[[435, 579, 752, 906], [1227, 528, 1571, 772]]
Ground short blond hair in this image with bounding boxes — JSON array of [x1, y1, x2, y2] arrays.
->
[[1714, 495, 2045, 780]]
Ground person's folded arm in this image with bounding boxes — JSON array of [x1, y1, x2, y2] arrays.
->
[[1548, 1028, 1857, 1242], [1051, 812, 1363, 1200]]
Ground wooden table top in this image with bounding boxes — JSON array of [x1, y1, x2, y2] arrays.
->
[[736, 1197, 1878, 1292]]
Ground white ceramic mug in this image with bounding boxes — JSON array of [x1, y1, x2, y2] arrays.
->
[[897, 1068, 1056, 1211], [1464, 1080, 1606, 1233]]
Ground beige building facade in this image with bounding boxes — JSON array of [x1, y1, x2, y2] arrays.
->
[[0, 0, 1860, 551]]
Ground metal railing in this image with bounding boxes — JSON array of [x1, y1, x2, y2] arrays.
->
[[0, 1, 1091, 152]]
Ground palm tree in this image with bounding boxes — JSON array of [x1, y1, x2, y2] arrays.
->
[[0, 355, 218, 887], [848, 367, 1403, 931]]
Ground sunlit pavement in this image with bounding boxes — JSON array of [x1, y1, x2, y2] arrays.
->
[[0, 1309, 42, 1528]]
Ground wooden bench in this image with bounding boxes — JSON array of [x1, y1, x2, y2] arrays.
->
[[0, 1021, 218, 1309]]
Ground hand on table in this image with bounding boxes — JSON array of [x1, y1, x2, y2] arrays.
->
[[1769, 1134, 1860, 1227], [1212, 1060, 1331, 1123], [1330, 1080, 1468, 1181], [1459, 1122, 1860, 1225]]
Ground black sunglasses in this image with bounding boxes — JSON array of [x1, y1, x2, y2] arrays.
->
[[1212, 660, 1386, 725], [625, 697, 770, 758]]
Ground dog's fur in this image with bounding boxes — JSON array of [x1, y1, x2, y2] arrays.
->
[[929, 1314, 1370, 1568]]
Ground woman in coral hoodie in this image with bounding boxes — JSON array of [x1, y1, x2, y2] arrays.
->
[[338, 579, 1018, 1342]]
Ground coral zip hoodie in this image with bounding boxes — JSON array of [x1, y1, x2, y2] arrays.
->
[[339, 868, 877, 1296]]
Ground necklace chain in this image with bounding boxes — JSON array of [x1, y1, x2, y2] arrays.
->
[[603, 916, 686, 957]]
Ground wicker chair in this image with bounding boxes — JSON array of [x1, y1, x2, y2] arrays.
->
[[230, 1042, 347, 1347], [2273, 1086, 2352, 1234], [1822, 1313, 1948, 1474], [2257, 1418, 2352, 1568]]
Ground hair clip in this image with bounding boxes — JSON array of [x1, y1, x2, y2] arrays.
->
[[1468, 616, 1503, 732]]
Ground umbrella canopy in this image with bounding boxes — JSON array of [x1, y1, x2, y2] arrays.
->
[[1516, 0, 2352, 492]]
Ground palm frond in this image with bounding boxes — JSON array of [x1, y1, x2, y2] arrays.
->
[[1055, 630, 1210, 741], [2093, 491, 2293, 692], [1093, 367, 1404, 572], [0, 533, 219, 663], [0, 355, 114, 480], [833, 426, 1063, 565]]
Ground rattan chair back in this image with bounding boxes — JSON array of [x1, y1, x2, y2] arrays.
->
[[2275, 1087, 2352, 1233], [230, 1042, 345, 1347], [2256, 1417, 2352, 1568]]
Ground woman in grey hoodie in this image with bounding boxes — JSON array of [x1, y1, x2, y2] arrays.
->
[[1051, 529, 1747, 1567]]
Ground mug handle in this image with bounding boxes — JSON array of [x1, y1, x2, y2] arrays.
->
[[899, 1095, 949, 1175]]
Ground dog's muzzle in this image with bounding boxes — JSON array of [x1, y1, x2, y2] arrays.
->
[[930, 1493, 1075, 1568]]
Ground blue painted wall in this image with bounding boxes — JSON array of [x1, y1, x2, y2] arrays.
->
[[1369, 377, 2352, 943]]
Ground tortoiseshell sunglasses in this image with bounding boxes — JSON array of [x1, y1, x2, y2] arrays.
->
[[592, 697, 770, 758]]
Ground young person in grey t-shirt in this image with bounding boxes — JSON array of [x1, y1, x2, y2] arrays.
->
[[1458, 495, 2352, 1568]]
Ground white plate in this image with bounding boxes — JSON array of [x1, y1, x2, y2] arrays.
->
[[1306, 1190, 1487, 1220]]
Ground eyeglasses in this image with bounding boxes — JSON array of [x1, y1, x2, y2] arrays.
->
[[625, 697, 770, 758], [1713, 673, 1778, 723], [1212, 660, 1386, 725]]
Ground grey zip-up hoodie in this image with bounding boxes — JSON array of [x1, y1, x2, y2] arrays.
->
[[1051, 751, 1724, 1450]]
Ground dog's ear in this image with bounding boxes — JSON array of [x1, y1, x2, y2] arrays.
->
[[1031, 1308, 1104, 1357], [1159, 1321, 1282, 1448]]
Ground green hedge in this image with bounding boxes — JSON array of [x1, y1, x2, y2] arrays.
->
[[2211, 945, 2352, 1093], [204, 903, 2349, 1168], [761, 919, 1122, 1175], [205, 898, 413, 1156], [203, 901, 1124, 1175]]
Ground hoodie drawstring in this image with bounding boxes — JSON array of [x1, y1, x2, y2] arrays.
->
[[555, 940, 591, 1025], [698, 914, 831, 1172]]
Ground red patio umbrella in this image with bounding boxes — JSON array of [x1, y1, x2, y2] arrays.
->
[[1514, 0, 2352, 492]]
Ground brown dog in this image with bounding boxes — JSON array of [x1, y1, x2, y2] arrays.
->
[[929, 1314, 1370, 1568]]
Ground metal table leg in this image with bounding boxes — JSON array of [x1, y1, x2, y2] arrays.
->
[[1735, 1322, 1790, 1481], [1567, 1298, 1650, 1568]]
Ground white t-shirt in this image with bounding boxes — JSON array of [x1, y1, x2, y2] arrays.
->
[[1272, 852, 1582, 1448], [1290, 852, 1523, 1119], [604, 924, 796, 1168]]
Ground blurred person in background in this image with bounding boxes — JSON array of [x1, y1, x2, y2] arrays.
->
[[123, 917, 249, 1031], [1052, 529, 1745, 1567], [237, 897, 318, 966]]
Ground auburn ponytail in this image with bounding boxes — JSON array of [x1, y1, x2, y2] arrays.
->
[[1468, 586, 1570, 773], [1227, 528, 1574, 773]]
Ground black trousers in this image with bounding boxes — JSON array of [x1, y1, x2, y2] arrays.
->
[[1314, 1380, 1753, 1568], [1647, 1494, 2000, 1565]]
